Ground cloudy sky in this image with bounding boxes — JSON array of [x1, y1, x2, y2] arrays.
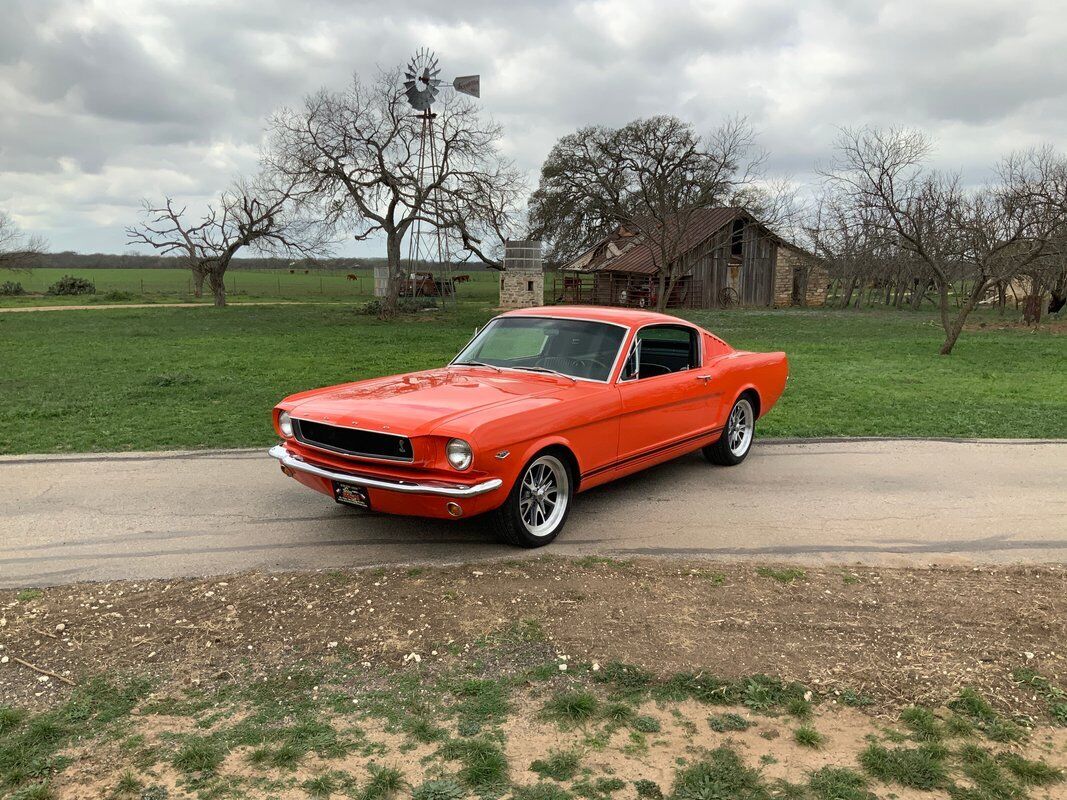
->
[[2, 0, 1066, 255]]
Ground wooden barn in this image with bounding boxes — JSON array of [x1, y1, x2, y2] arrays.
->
[[553, 207, 827, 309]]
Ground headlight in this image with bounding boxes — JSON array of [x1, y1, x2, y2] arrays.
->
[[278, 411, 294, 438], [446, 438, 472, 470]]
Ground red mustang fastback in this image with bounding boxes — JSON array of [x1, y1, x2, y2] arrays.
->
[[270, 306, 787, 546]]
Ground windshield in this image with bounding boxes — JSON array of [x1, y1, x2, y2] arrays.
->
[[453, 317, 627, 382]]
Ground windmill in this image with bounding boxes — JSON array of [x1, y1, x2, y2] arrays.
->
[[401, 49, 481, 303]]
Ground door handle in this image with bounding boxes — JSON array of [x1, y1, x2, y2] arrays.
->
[[695, 374, 712, 383]]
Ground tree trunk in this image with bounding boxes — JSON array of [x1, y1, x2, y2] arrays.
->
[[382, 232, 403, 319], [193, 270, 206, 299], [207, 271, 227, 308], [938, 277, 988, 355], [840, 275, 858, 309]]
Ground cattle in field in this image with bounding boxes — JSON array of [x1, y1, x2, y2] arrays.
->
[[454, 274, 471, 283], [289, 269, 295, 274], [346, 273, 358, 281]]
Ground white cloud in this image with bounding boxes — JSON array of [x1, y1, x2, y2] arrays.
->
[[1, 0, 1066, 253]]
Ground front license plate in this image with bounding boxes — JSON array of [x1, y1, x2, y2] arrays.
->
[[333, 482, 370, 509]]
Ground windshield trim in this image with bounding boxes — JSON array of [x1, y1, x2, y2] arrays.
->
[[449, 314, 631, 385]]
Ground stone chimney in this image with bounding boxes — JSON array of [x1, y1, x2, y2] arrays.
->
[[498, 239, 543, 309]]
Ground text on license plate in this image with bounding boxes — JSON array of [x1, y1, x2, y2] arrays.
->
[[333, 482, 370, 509]]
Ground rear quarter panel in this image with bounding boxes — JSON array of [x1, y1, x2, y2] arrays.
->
[[706, 350, 789, 425]]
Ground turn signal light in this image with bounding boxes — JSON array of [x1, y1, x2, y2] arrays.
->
[[446, 502, 463, 517]]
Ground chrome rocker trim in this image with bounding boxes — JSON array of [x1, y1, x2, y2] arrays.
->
[[269, 445, 503, 498]]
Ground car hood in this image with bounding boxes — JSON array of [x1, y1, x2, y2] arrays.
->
[[283, 367, 570, 436]]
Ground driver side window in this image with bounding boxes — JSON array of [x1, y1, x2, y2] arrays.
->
[[621, 325, 700, 381]]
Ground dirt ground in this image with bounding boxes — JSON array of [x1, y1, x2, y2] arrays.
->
[[2, 557, 1064, 716], [2, 557, 1066, 799]]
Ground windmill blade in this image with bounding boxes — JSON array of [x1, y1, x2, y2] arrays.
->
[[453, 75, 480, 98]]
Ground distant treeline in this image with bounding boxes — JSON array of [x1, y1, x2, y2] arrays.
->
[[29, 252, 495, 271]]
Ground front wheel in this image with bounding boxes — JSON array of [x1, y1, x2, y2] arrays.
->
[[703, 396, 756, 466], [491, 452, 573, 547]]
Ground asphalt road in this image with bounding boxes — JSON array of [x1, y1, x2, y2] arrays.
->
[[1, 439, 1065, 588]]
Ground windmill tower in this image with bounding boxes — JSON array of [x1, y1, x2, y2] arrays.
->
[[401, 49, 480, 304]]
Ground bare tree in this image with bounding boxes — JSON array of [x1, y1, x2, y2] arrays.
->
[[821, 128, 1067, 353], [529, 115, 764, 311], [0, 211, 47, 270], [127, 175, 327, 307], [265, 68, 524, 317]]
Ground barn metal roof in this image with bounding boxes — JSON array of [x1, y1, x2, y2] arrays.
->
[[562, 207, 770, 275]]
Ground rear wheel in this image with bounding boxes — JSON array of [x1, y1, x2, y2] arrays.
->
[[491, 452, 573, 547], [703, 396, 755, 466]]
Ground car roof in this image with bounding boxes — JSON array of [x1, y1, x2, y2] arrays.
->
[[499, 305, 696, 328]]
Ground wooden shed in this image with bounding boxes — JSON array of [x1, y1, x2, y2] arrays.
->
[[554, 207, 827, 309]]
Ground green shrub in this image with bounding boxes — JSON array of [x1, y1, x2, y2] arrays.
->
[[0, 280, 25, 295], [46, 275, 95, 296], [359, 297, 438, 315]]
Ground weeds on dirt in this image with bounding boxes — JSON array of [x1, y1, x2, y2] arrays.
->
[[0, 676, 151, 795], [542, 690, 600, 727], [707, 713, 752, 732], [670, 747, 770, 800], [513, 783, 573, 800], [900, 706, 944, 742], [411, 778, 467, 800], [807, 766, 874, 800], [947, 688, 1027, 743], [859, 743, 947, 791], [632, 779, 663, 799], [439, 738, 508, 790], [1012, 667, 1067, 725], [531, 749, 582, 782], [755, 567, 806, 584], [793, 726, 824, 749]]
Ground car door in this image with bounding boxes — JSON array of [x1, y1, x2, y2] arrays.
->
[[615, 324, 712, 463]]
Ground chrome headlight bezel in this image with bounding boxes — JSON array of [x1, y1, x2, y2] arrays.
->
[[278, 411, 294, 438], [445, 438, 473, 471]]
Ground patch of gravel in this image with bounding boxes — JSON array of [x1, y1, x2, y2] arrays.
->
[[1, 557, 1064, 718]]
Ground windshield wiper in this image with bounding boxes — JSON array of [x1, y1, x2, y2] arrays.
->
[[511, 366, 577, 382], [453, 360, 503, 373]]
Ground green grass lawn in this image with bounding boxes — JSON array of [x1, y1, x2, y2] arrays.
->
[[1, 303, 1064, 454], [0, 267, 502, 306]]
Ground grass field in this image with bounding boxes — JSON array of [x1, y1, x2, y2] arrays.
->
[[0, 267, 502, 306], [2, 302, 1064, 454]]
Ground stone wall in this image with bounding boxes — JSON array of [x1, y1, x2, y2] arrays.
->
[[804, 263, 830, 307], [774, 245, 829, 308], [773, 246, 797, 307], [499, 239, 544, 309]]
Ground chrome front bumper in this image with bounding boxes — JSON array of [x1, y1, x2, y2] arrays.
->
[[268, 444, 503, 498]]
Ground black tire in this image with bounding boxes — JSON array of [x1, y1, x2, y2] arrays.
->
[[703, 395, 756, 466], [491, 451, 574, 547]]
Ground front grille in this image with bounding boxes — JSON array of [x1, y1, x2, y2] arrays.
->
[[293, 419, 414, 462]]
